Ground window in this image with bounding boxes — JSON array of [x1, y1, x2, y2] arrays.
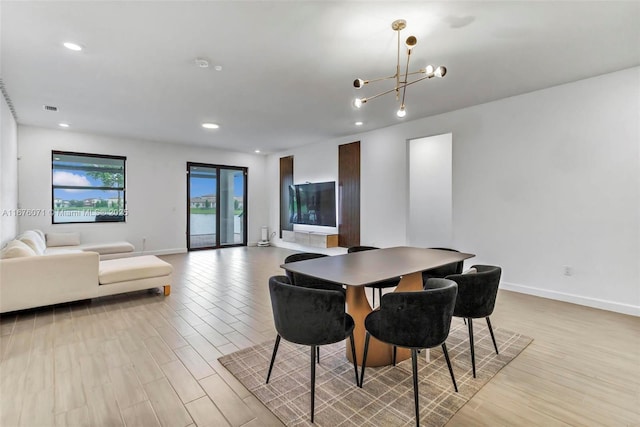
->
[[52, 151, 126, 224]]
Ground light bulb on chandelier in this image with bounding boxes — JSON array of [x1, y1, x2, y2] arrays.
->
[[351, 19, 447, 118]]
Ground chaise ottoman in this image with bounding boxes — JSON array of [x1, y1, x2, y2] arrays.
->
[[98, 255, 173, 297]]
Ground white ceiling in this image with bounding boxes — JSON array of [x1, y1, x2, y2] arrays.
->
[[2, 1, 639, 154]]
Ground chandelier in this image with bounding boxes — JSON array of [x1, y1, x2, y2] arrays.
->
[[352, 19, 447, 118]]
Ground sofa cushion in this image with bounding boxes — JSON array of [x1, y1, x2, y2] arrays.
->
[[81, 241, 134, 255], [0, 240, 37, 259], [18, 231, 46, 255], [46, 232, 81, 247], [44, 247, 85, 255], [99, 255, 172, 285], [33, 229, 46, 242]]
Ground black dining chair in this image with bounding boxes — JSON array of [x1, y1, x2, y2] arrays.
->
[[421, 247, 465, 286], [359, 278, 459, 427], [445, 265, 502, 378], [284, 252, 345, 364], [283, 252, 345, 293], [266, 275, 359, 423], [347, 246, 399, 307]]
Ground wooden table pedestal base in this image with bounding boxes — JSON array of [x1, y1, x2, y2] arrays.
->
[[346, 271, 424, 367]]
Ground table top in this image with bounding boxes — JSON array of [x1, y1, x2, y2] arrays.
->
[[280, 246, 475, 287]]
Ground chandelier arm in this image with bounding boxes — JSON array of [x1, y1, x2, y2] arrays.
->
[[406, 69, 426, 77], [400, 49, 412, 109], [358, 70, 419, 88], [396, 27, 401, 99], [363, 73, 440, 104], [363, 74, 399, 84], [398, 74, 433, 90], [364, 85, 406, 103]]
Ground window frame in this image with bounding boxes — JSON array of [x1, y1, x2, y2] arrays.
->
[[51, 150, 127, 224]]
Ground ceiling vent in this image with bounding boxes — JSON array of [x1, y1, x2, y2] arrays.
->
[[43, 105, 58, 112]]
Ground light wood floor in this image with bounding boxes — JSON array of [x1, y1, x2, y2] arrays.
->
[[1, 247, 638, 426]]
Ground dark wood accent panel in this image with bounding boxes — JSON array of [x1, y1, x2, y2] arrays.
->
[[279, 156, 294, 238], [338, 141, 360, 247]]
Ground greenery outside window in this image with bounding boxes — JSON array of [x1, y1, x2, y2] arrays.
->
[[52, 151, 126, 224]]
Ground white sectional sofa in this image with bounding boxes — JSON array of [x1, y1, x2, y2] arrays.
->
[[0, 230, 172, 313]]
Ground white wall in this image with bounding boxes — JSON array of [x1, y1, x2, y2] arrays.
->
[[17, 126, 269, 253], [267, 67, 640, 315], [0, 94, 18, 245], [408, 133, 453, 247]]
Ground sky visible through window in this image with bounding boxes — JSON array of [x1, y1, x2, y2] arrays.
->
[[53, 173, 119, 200]]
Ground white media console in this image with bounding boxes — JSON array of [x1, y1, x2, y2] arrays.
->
[[282, 230, 338, 248]]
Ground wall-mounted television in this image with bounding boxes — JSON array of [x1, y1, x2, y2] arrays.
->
[[289, 181, 336, 227]]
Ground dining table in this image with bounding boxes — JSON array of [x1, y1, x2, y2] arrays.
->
[[280, 246, 475, 367]]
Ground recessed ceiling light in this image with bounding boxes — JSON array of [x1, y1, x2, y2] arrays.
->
[[201, 123, 219, 129], [58, 123, 70, 128], [254, 150, 260, 153], [63, 42, 83, 51], [355, 121, 363, 126], [214, 65, 223, 71]]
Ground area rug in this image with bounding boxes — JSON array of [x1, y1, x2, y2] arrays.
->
[[219, 321, 532, 426]]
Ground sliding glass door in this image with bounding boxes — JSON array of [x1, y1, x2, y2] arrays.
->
[[187, 163, 247, 250]]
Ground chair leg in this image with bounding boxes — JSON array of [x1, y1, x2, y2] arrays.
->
[[317, 346, 320, 364], [372, 287, 376, 307], [392, 345, 397, 366], [486, 317, 499, 354], [467, 318, 476, 378], [266, 335, 281, 384], [411, 348, 420, 427], [359, 332, 371, 387], [348, 333, 359, 386], [378, 288, 383, 306], [310, 345, 316, 423], [441, 343, 458, 392]]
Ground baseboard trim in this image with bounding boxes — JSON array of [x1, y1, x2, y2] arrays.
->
[[500, 281, 639, 317]]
